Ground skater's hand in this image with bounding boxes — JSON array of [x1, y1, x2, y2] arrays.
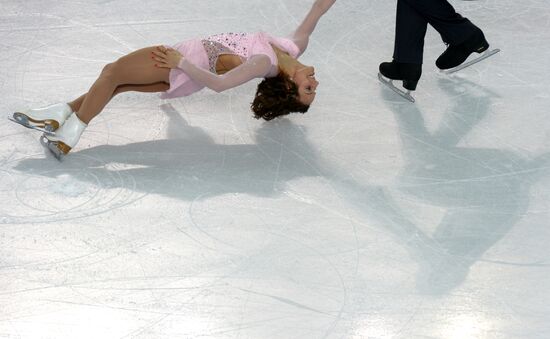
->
[[152, 46, 183, 69]]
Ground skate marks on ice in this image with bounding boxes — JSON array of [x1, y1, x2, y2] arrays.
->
[[1, 153, 149, 224], [9, 86, 550, 298], [9, 104, 327, 223], [7, 104, 354, 337], [1, 115, 161, 223], [360, 77, 550, 295]]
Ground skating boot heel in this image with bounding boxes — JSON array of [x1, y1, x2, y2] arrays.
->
[[42, 113, 87, 160], [403, 80, 419, 91], [10, 103, 74, 135], [378, 61, 422, 102], [476, 39, 489, 54]]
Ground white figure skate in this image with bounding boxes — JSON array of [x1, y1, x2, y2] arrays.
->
[[41, 113, 87, 160], [9, 103, 74, 135]]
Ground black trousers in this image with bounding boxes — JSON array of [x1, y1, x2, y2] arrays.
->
[[393, 0, 480, 64]]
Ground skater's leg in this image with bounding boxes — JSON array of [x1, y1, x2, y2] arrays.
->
[[68, 82, 170, 112], [11, 81, 169, 134], [378, 0, 424, 98], [68, 95, 85, 113], [393, 0, 428, 64], [396, 0, 494, 71], [401, 0, 494, 70], [44, 48, 171, 159], [76, 47, 170, 124], [401, 0, 479, 45]]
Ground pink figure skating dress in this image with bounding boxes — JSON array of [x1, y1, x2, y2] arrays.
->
[[160, 32, 301, 99]]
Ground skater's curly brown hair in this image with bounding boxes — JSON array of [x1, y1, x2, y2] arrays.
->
[[251, 72, 310, 121]]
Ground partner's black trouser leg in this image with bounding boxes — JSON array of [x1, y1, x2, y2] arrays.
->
[[393, 0, 479, 64]]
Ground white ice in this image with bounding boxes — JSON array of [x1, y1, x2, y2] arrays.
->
[[1, 0, 549, 338]]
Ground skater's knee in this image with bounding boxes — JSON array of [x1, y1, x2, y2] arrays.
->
[[100, 62, 122, 83], [101, 62, 115, 75]]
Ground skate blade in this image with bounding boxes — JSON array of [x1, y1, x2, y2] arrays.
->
[[378, 73, 416, 103], [441, 48, 501, 74], [40, 135, 69, 161], [9, 112, 57, 135]]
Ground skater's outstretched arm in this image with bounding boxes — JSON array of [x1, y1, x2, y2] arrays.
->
[[153, 47, 272, 93], [292, 0, 337, 55]]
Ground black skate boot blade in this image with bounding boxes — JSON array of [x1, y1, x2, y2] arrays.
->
[[378, 73, 416, 103], [441, 48, 501, 74], [9, 113, 57, 135]]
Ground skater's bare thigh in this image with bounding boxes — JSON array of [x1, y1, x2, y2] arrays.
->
[[103, 46, 171, 86], [114, 82, 170, 95]]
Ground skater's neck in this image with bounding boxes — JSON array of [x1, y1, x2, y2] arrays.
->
[[274, 45, 306, 79]]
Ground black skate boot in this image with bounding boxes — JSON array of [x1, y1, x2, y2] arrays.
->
[[436, 28, 489, 70], [378, 61, 422, 102], [379, 61, 422, 91]]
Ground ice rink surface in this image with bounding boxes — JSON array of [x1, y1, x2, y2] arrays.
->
[[1, 0, 549, 338]]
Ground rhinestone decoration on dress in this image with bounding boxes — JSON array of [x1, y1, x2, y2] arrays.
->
[[202, 32, 251, 73]]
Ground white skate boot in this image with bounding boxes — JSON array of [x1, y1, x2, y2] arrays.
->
[[9, 103, 74, 135], [41, 113, 87, 160]]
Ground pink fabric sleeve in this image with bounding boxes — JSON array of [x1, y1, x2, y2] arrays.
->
[[275, 38, 301, 58], [176, 54, 272, 93]]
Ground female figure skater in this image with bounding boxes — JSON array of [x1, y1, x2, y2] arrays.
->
[[11, 0, 336, 159]]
